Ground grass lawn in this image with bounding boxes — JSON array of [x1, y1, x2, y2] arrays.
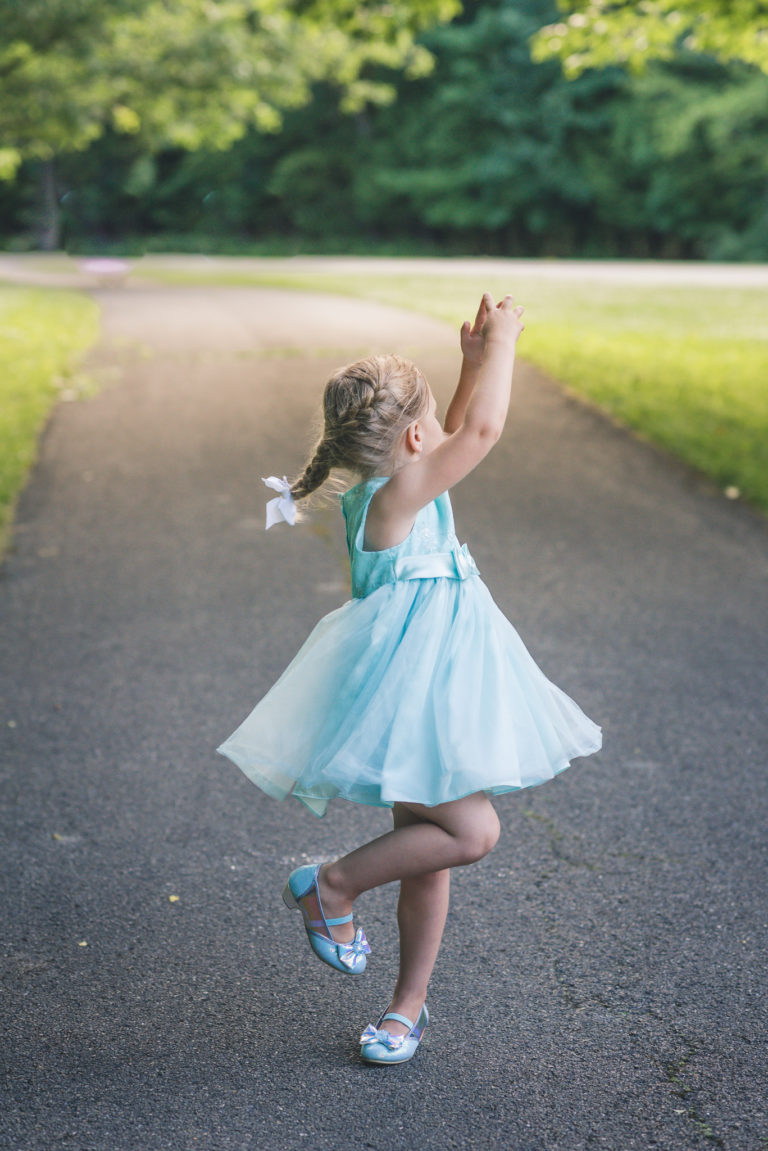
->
[[0, 285, 99, 553], [140, 262, 768, 512]]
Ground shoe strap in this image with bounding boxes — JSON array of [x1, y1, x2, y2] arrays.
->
[[302, 866, 355, 933], [307, 912, 354, 928], [382, 1012, 414, 1030]]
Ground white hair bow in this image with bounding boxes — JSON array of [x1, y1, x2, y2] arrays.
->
[[263, 475, 296, 529]]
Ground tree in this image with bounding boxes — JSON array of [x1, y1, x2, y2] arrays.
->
[[5, 0, 767, 258], [0, 0, 458, 244], [351, 0, 629, 253], [532, 0, 768, 77], [0, 0, 459, 177], [332, 0, 768, 258]]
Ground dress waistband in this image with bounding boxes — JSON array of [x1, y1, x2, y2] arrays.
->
[[393, 543, 479, 583]]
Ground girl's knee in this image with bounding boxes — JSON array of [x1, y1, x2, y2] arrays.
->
[[478, 808, 501, 857], [460, 806, 500, 863]]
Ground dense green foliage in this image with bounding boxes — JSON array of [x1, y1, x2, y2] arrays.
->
[[1, 0, 767, 258], [0, 287, 99, 551], [0, 0, 457, 180], [533, 0, 768, 77]]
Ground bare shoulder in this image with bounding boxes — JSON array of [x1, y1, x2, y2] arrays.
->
[[378, 429, 493, 525], [364, 476, 417, 551]]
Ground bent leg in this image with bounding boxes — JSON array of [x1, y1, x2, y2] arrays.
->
[[325, 791, 500, 897], [317, 791, 500, 943]]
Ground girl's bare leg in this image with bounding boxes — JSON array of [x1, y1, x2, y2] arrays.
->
[[308, 792, 500, 1030], [321, 791, 499, 900], [385, 804, 451, 1035]]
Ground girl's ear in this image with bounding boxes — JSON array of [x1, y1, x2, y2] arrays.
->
[[404, 420, 423, 456]]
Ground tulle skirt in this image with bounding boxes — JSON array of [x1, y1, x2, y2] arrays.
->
[[217, 578, 602, 817]]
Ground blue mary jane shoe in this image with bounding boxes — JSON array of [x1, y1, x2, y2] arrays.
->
[[359, 1005, 428, 1064], [282, 864, 370, 975]]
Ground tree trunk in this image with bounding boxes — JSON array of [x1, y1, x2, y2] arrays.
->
[[38, 158, 61, 250]]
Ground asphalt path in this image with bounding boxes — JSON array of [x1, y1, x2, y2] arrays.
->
[[1, 281, 767, 1151]]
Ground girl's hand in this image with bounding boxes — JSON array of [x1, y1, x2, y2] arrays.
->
[[481, 293, 525, 347], [446, 292, 524, 436], [459, 295, 490, 364]]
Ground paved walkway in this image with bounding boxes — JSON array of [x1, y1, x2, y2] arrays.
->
[[1, 277, 767, 1150]]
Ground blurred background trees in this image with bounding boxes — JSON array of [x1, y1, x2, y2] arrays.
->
[[0, 0, 457, 248], [532, 0, 768, 77], [1, 0, 766, 259]]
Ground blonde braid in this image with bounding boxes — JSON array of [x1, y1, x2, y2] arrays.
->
[[290, 439, 333, 501]]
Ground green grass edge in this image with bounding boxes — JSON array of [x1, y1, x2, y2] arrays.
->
[[0, 285, 100, 557]]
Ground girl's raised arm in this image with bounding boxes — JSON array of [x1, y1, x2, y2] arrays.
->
[[443, 295, 488, 435], [375, 294, 524, 533]]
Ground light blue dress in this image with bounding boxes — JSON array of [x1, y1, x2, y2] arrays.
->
[[217, 478, 602, 816]]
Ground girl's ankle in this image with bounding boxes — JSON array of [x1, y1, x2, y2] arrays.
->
[[388, 990, 427, 1025], [320, 861, 352, 902]]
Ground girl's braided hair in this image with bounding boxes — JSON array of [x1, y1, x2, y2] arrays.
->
[[291, 355, 429, 500]]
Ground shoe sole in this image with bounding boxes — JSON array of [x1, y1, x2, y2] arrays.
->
[[282, 884, 300, 910]]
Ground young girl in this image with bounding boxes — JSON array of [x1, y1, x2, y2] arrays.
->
[[218, 293, 601, 1065]]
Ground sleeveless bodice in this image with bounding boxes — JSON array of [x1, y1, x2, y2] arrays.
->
[[340, 477, 479, 599]]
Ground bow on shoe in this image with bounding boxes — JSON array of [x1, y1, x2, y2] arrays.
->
[[263, 475, 296, 529], [338, 928, 371, 971], [359, 1024, 406, 1051]]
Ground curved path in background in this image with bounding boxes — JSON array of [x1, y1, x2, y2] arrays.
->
[[1, 275, 767, 1150], [3, 251, 768, 288]]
